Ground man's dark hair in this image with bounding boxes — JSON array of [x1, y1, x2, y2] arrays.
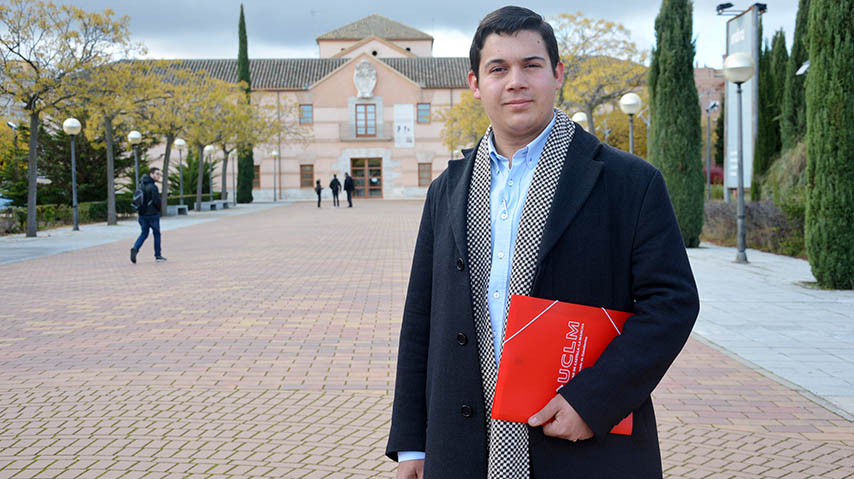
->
[[469, 6, 560, 79], [149, 167, 161, 175]]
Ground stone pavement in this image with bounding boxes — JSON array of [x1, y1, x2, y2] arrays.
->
[[0, 200, 852, 479]]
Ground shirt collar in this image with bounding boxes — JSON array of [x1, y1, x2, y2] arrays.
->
[[488, 112, 556, 169]]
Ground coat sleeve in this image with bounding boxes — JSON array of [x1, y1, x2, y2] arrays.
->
[[558, 170, 699, 437], [386, 183, 436, 461]]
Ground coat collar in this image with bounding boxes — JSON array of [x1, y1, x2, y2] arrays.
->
[[444, 124, 604, 267]]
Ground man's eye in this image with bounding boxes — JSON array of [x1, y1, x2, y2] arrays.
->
[[490, 67, 505, 73]]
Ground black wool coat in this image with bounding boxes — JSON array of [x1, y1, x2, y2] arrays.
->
[[386, 125, 699, 478]]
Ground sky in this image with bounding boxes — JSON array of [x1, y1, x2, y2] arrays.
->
[[62, 1, 798, 69]]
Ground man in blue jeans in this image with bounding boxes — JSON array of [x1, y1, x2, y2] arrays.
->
[[131, 167, 166, 263]]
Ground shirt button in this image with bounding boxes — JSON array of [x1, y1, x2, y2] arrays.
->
[[508, 180, 514, 186], [501, 213, 508, 220], [493, 292, 500, 299], [497, 251, 504, 259], [456, 258, 465, 271]]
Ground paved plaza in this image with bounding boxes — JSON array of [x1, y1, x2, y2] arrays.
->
[[0, 200, 852, 478]]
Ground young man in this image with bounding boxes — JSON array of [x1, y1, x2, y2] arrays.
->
[[329, 174, 342, 208], [130, 167, 166, 263], [343, 172, 355, 207], [386, 6, 699, 479]]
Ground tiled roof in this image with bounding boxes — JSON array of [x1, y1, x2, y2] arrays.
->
[[379, 57, 469, 89], [316, 14, 432, 41], [165, 57, 468, 90]]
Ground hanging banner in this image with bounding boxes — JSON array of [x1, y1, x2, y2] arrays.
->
[[394, 104, 415, 148], [724, 6, 760, 190]]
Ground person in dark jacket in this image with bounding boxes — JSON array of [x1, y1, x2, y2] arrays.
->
[[343, 172, 355, 207], [387, 7, 698, 479], [329, 174, 342, 208], [130, 167, 166, 263], [314, 179, 323, 208]]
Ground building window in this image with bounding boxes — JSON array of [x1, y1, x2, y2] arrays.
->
[[253, 165, 261, 189], [418, 163, 432, 187], [417, 103, 431, 124], [300, 165, 314, 188], [356, 104, 376, 137], [299, 104, 313, 125]]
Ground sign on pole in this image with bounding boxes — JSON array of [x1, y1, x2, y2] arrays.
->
[[724, 6, 760, 191]]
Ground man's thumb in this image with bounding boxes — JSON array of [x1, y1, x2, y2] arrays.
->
[[528, 396, 559, 426]]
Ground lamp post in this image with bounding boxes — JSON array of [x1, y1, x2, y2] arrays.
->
[[619, 93, 642, 155], [231, 152, 236, 206], [271, 150, 279, 202], [571, 112, 588, 129], [705, 101, 720, 200], [723, 52, 755, 264], [174, 138, 186, 206], [62, 118, 82, 231], [204, 145, 215, 202], [128, 130, 142, 187]]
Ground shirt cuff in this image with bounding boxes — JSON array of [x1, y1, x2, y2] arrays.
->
[[397, 451, 426, 462]]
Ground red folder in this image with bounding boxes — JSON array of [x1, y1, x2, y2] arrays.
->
[[491, 295, 634, 435]]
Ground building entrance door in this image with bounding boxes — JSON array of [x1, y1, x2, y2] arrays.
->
[[351, 158, 382, 198]]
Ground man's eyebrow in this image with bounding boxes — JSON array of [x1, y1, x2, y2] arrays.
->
[[484, 55, 546, 67]]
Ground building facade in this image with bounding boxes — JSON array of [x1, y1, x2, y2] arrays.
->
[[165, 15, 470, 201]]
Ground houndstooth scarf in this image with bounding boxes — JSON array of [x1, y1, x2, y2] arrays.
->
[[466, 109, 575, 478]]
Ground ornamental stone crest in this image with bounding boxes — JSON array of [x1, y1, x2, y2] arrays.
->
[[354, 59, 377, 98]]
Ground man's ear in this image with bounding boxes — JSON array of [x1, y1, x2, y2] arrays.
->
[[553, 61, 565, 88], [468, 70, 481, 100]]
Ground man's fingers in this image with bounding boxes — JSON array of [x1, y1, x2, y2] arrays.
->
[[528, 395, 562, 426], [396, 459, 424, 479]]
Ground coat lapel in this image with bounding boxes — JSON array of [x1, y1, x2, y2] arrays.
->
[[536, 126, 604, 266], [446, 143, 479, 262]]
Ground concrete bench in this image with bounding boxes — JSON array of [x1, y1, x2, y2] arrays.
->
[[194, 200, 230, 211], [166, 204, 189, 216]]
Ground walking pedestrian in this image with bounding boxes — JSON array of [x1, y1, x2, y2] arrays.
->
[[343, 172, 355, 207], [329, 174, 342, 208], [314, 179, 323, 208], [130, 167, 166, 263]]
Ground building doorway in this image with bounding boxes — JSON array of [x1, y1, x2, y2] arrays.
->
[[350, 158, 382, 198]]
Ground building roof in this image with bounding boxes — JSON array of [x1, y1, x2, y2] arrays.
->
[[168, 57, 468, 90], [316, 14, 433, 41]]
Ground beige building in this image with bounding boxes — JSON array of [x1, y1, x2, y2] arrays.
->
[[170, 15, 469, 201]]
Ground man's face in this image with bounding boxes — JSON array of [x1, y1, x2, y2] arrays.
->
[[468, 30, 563, 146], [152, 170, 162, 181]]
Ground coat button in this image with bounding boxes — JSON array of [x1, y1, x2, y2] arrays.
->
[[456, 258, 465, 271], [456, 332, 468, 346], [461, 405, 473, 418]]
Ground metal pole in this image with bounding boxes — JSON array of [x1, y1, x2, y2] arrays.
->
[[133, 145, 140, 188], [273, 154, 277, 202], [178, 149, 184, 206], [706, 110, 712, 200], [736, 82, 748, 263], [71, 134, 79, 231], [232, 154, 236, 206], [628, 114, 635, 155], [208, 152, 213, 202], [278, 153, 282, 200]]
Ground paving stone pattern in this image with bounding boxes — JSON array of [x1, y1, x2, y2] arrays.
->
[[0, 201, 851, 478]]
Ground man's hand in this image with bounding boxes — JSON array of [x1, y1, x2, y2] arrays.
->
[[396, 459, 424, 479], [527, 394, 593, 442]]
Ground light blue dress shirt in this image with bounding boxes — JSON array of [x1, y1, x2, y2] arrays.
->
[[397, 114, 556, 464]]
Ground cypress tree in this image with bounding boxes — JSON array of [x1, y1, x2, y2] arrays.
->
[[713, 97, 725, 166], [753, 37, 776, 200], [648, 0, 704, 247], [770, 30, 788, 128], [804, 0, 854, 289], [236, 4, 254, 203], [781, 0, 810, 150]]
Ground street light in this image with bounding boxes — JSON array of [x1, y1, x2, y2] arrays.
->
[[619, 93, 642, 155], [271, 150, 279, 202], [62, 118, 82, 231], [723, 52, 755, 264], [705, 100, 720, 200], [6, 122, 17, 157], [174, 138, 186, 206], [571, 112, 588, 127], [128, 130, 142, 187], [204, 145, 215, 202]]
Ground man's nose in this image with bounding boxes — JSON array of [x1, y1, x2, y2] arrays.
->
[[506, 67, 528, 90]]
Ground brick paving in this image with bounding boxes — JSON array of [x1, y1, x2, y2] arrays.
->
[[0, 200, 852, 478]]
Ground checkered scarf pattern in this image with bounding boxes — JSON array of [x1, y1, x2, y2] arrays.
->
[[466, 109, 575, 479]]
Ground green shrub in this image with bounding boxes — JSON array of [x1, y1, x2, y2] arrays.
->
[[702, 200, 804, 257]]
